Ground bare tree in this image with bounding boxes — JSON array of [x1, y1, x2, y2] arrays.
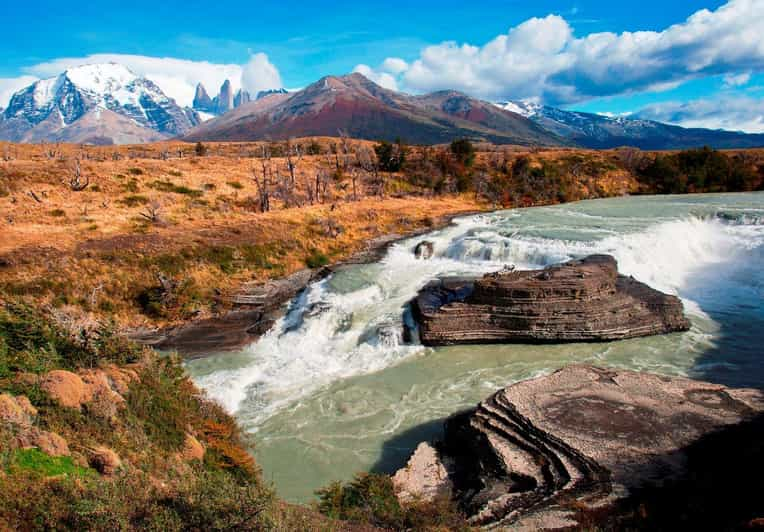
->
[[64, 157, 90, 191], [139, 200, 163, 224], [357, 146, 383, 197], [252, 145, 272, 212], [285, 139, 303, 188], [43, 143, 60, 160]]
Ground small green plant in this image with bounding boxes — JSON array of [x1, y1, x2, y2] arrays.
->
[[168, 170, 183, 177], [127, 167, 144, 176], [122, 178, 140, 193], [8, 448, 92, 478], [305, 249, 329, 269], [148, 180, 202, 197], [226, 181, 244, 190], [119, 194, 150, 207], [49, 209, 66, 217]]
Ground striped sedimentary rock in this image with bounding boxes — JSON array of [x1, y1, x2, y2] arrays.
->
[[394, 365, 764, 528], [413, 254, 690, 346]]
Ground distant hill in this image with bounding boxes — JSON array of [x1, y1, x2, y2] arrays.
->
[[0, 63, 199, 145], [183, 73, 564, 146], [496, 101, 764, 150]]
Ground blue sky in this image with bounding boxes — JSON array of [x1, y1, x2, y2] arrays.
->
[[2, 0, 763, 131]]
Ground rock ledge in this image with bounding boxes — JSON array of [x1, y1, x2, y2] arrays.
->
[[413, 254, 690, 346]]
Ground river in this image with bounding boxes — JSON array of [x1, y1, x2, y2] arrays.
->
[[186, 192, 764, 502]]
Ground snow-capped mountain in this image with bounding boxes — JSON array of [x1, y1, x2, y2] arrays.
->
[[495, 100, 764, 150], [0, 63, 200, 144]]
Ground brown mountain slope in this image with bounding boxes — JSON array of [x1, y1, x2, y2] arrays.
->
[[184, 73, 564, 146]]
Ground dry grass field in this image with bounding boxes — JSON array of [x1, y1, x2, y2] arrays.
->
[[2, 138, 758, 331]]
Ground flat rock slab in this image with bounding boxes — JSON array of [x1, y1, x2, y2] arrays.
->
[[394, 365, 764, 528], [413, 254, 690, 346]]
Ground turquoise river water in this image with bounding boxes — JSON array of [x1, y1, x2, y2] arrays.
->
[[186, 192, 764, 502]]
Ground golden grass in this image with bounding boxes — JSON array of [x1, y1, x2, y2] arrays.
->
[[0, 139, 490, 328]]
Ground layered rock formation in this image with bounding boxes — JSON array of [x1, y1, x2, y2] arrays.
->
[[394, 365, 764, 528], [413, 254, 690, 346]]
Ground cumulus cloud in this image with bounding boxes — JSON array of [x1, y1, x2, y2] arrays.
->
[[4, 52, 283, 108], [241, 53, 283, 96], [381, 58, 409, 75], [361, 0, 764, 105], [636, 95, 764, 133], [353, 64, 399, 91]]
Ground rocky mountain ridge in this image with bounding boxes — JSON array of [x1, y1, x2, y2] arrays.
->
[[496, 100, 764, 149]]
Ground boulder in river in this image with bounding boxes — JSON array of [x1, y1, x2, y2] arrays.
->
[[412, 254, 690, 346], [414, 240, 435, 260], [394, 365, 764, 529]]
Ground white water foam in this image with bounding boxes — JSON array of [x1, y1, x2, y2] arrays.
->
[[192, 206, 764, 429]]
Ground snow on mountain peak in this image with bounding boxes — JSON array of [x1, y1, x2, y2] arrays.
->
[[1, 62, 199, 143], [64, 63, 139, 96], [495, 100, 541, 118]]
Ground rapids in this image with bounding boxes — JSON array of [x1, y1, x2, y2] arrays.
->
[[186, 192, 764, 501]]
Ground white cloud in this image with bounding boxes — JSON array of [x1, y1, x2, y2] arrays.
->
[[723, 72, 752, 87], [353, 64, 399, 91], [636, 95, 764, 133], [241, 53, 283, 96], [3, 52, 283, 108], [0, 76, 37, 108], [381, 57, 409, 75], [362, 0, 764, 105]]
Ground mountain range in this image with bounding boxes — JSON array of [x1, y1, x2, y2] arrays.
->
[[497, 101, 764, 150], [0, 63, 199, 145], [183, 73, 561, 146], [2, 62, 764, 149]]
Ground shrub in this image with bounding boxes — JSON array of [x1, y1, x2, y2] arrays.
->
[[119, 194, 149, 207], [450, 139, 475, 167], [126, 357, 192, 451], [195, 142, 207, 157], [122, 178, 140, 193], [0, 299, 142, 373], [49, 209, 66, 217], [305, 249, 329, 269], [316, 473, 469, 530], [226, 181, 244, 190], [148, 180, 203, 197], [374, 139, 407, 172], [126, 167, 144, 176]]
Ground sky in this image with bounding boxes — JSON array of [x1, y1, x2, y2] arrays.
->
[[1, 0, 763, 132]]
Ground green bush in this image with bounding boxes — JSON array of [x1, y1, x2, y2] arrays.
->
[[305, 249, 329, 269], [450, 139, 476, 167], [126, 357, 192, 451], [316, 473, 469, 530], [149, 180, 203, 197], [0, 299, 142, 374], [119, 194, 149, 207]]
